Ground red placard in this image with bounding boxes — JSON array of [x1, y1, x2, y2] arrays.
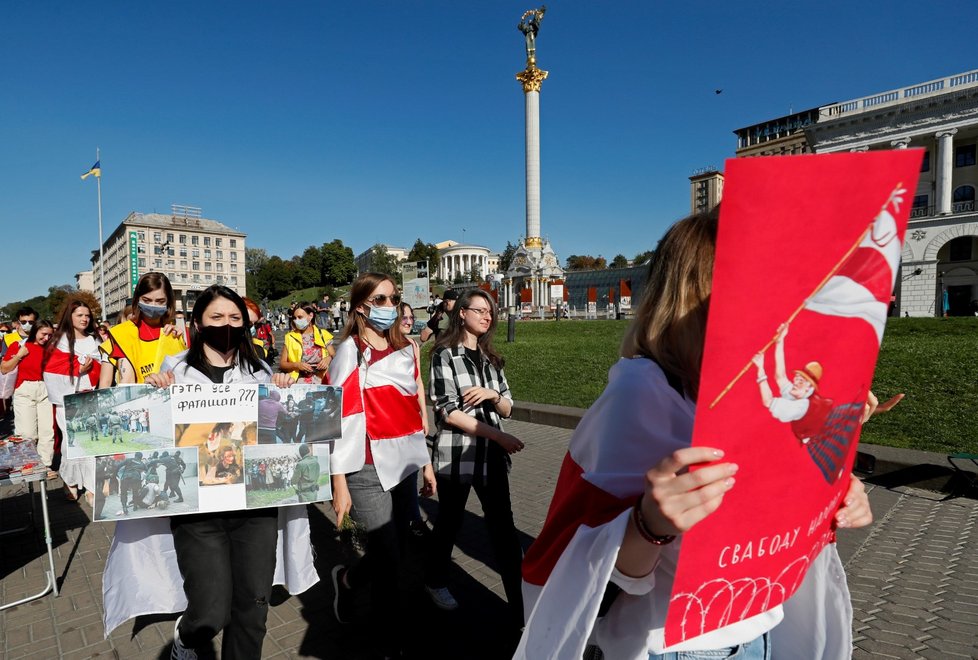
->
[[665, 150, 923, 645]]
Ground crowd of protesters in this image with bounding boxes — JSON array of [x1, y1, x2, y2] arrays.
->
[[0, 218, 889, 659]]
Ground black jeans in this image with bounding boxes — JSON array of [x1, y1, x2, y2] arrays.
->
[[425, 443, 525, 625], [171, 510, 278, 659]]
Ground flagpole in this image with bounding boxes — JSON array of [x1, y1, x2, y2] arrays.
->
[[96, 147, 106, 320], [707, 182, 905, 410]]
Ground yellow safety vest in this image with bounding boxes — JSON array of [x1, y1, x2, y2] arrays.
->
[[283, 327, 333, 381], [99, 320, 187, 383]]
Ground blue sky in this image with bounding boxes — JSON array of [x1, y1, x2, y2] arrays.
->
[[1, 1, 974, 305]]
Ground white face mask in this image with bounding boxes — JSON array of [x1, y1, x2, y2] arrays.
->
[[20, 322, 33, 334], [294, 318, 310, 331]]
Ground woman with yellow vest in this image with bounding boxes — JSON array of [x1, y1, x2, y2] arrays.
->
[[98, 272, 187, 387], [279, 301, 334, 383]]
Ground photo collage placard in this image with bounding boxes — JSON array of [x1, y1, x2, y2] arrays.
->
[[64, 383, 339, 522]]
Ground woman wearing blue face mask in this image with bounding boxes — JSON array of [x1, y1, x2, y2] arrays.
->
[[326, 273, 436, 659], [280, 302, 334, 383], [98, 272, 186, 386]]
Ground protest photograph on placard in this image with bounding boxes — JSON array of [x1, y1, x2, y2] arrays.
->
[[64, 385, 173, 459], [243, 443, 331, 509], [257, 383, 341, 445], [663, 149, 923, 645], [170, 383, 258, 512], [92, 448, 200, 522]]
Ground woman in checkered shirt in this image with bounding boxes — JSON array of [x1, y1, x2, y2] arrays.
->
[[423, 288, 526, 628]]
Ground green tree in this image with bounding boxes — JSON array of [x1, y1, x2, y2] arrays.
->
[[3, 294, 47, 321], [256, 256, 294, 299], [499, 241, 518, 273], [290, 247, 321, 289], [320, 240, 357, 286], [633, 250, 654, 266], [371, 245, 402, 284], [246, 247, 269, 275], [407, 239, 440, 279], [469, 265, 483, 283], [610, 254, 629, 269]]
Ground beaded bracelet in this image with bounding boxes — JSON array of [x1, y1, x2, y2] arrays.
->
[[632, 496, 676, 545]]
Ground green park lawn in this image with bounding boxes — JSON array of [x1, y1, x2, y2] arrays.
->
[[423, 317, 977, 454]]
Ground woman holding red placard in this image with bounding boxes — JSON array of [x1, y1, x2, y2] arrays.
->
[[516, 208, 876, 660]]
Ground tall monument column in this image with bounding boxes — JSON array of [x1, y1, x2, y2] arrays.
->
[[516, 8, 548, 252], [506, 6, 562, 309]]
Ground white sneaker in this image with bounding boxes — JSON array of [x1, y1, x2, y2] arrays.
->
[[424, 585, 459, 611], [171, 615, 197, 660]]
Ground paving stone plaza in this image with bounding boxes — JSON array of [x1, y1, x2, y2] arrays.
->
[[2, 416, 977, 659]]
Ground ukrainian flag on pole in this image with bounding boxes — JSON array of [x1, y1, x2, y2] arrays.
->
[[81, 160, 101, 180]]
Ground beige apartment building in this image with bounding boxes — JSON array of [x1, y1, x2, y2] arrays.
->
[[92, 207, 246, 319]]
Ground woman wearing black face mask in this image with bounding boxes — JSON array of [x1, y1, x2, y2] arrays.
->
[[99, 272, 186, 387], [101, 285, 316, 660]]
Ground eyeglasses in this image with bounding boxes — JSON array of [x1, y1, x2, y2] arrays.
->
[[367, 294, 401, 306], [463, 307, 493, 317]]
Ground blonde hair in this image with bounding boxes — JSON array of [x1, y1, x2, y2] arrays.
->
[[621, 207, 718, 399]]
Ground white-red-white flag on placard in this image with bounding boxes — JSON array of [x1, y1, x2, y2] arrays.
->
[[804, 188, 904, 344]]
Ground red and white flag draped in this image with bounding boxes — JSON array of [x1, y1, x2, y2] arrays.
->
[[325, 338, 429, 490]]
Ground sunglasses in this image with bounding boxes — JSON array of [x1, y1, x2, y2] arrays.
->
[[367, 294, 401, 306]]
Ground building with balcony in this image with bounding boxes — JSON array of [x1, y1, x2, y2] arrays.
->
[[803, 69, 978, 316], [734, 107, 820, 158], [734, 69, 978, 316], [91, 206, 246, 320], [689, 168, 724, 214]]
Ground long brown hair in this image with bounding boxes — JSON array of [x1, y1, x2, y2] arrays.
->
[[620, 207, 718, 400], [434, 289, 504, 370], [339, 273, 409, 350], [130, 272, 176, 325], [44, 297, 98, 382]]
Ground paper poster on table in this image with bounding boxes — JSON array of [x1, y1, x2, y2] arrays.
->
[[64, 385, 173, 459], [664, 150, 923, 646]]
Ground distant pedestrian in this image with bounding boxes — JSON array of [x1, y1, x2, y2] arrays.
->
[[317, 294, 332, 330], [419, 289, 458, 343]]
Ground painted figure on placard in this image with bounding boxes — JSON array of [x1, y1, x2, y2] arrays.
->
[[752, 323, 862, 485], [751, 324, 833, 442]]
